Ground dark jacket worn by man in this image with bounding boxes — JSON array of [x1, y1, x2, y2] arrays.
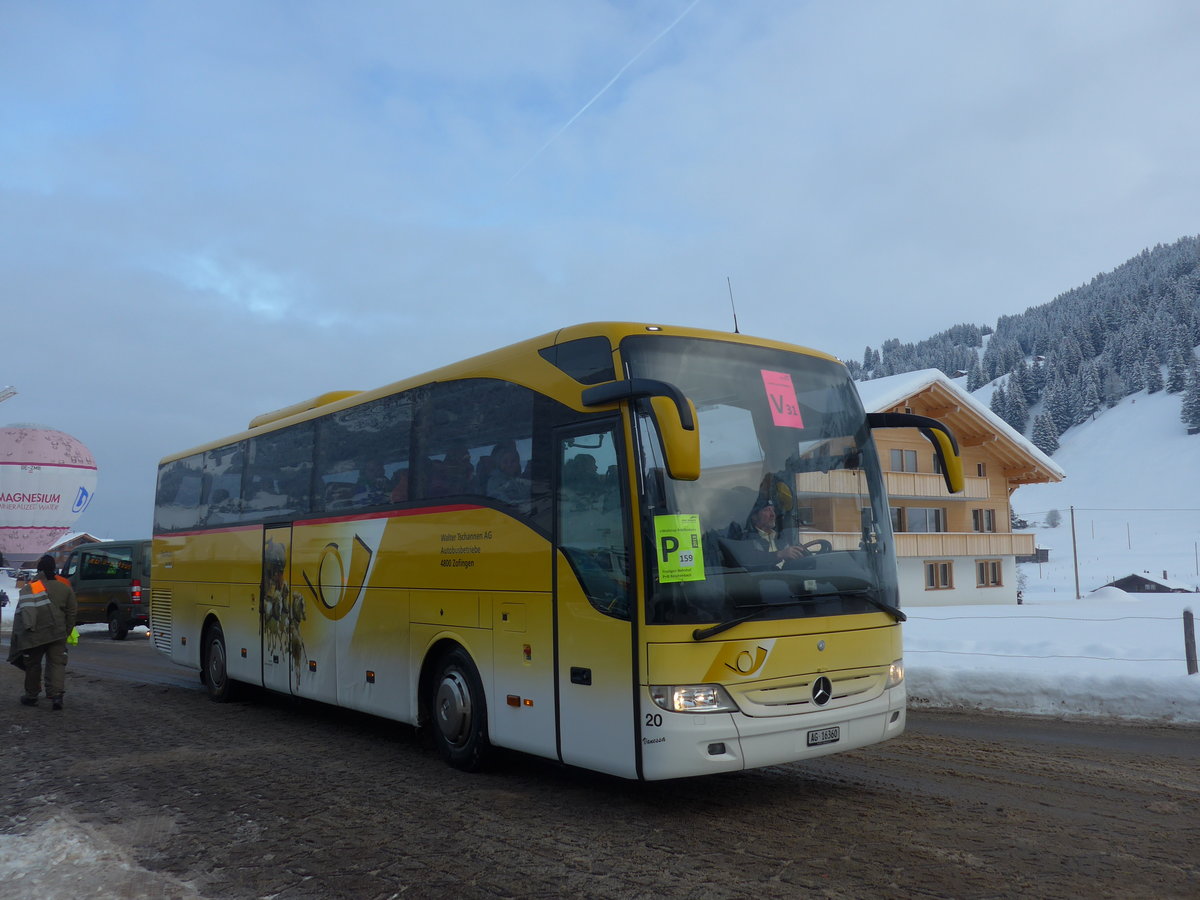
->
[[9, 555, 77, 708]]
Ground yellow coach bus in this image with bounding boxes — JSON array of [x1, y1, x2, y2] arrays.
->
[[151, 322, 962, 780]]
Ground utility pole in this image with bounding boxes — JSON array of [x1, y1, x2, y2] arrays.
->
[[1070, 505, 1081, 600]]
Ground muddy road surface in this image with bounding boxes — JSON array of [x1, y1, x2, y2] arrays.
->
[[1, 632, 1197, 899]]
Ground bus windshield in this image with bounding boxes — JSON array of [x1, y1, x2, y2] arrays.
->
[[621, 335, 898, 628]]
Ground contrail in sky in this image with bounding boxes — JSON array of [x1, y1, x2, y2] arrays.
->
[[506, 0, 702, 185]]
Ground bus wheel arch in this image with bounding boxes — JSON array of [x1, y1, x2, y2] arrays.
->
[[200, 615, 238, 703], [422, 642, 490, 772]]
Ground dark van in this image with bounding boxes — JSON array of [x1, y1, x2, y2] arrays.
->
[[61, 540, 151, 640]]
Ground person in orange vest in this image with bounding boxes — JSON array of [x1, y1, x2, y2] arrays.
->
[[7, 554, 77, 710]]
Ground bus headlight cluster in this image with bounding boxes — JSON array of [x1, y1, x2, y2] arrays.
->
[[649, 684, 738, 713], [885, 658, 905, 689]]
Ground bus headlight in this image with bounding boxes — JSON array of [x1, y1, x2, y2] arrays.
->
[[649, 684, 739, 713], [885, 658, 904, 689]]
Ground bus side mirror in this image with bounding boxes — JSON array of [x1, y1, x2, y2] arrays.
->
[[866, 412, 965, 494], [582, 378, 701, 482], [648, 395, 700, 482]]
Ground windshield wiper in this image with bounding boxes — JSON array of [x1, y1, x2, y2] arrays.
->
[[692, 599, 812, 641], [860, 592, 906, 623], [691, 588, 904, 641]]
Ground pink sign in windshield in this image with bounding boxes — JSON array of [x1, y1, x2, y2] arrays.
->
[[761, 369, 805, 429]]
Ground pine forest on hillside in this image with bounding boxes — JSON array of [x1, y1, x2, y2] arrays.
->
[[847, 235, 1200, 451]]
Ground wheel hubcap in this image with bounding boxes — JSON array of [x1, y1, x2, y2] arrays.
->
[[435, 670, 472, 746], [209, 640, 226, 688]]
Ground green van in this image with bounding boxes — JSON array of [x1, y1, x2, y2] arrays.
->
[[61, 540, 152, 640]]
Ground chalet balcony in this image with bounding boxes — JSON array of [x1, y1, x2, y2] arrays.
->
[[891, 531, 1036, 558], [793, 470, 990, 499], [798, 531, 1035, 557], [884, 472, 990, 500]]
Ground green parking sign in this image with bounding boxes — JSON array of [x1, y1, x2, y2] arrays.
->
[[654, 514, 705, 583]]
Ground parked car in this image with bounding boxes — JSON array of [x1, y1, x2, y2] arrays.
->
[[60, 540, 152, 640]]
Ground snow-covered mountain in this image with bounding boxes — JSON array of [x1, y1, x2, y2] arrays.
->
[[1008, 384, 1200, 595], [849, 235, 1200, 449]]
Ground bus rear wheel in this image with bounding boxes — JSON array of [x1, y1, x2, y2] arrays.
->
[[430, 648, 490, 771], [202, 622, 237, 702]]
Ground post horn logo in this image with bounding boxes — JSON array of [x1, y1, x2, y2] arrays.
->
[[302, 534, 374, 621]]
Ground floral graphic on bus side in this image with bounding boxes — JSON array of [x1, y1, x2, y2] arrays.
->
[[262, 538, 307, 688]]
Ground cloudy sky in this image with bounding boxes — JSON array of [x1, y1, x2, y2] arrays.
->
[[4, 0, 1200, 539]]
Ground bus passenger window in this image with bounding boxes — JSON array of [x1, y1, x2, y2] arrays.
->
[[246, 421, 314, 519], [154, 453, 205, 533], [315, 393, 410, 513]]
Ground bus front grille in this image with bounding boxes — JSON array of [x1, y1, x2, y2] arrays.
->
[[735, 671, 884, 716]]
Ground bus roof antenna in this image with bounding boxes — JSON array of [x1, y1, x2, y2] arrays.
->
[[726, 277, 740, 334]]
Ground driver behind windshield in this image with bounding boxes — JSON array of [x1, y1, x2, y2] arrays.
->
[[725, 498, 813, 570]]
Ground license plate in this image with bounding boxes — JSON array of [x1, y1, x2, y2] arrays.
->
[[806, 726, 840, 747]]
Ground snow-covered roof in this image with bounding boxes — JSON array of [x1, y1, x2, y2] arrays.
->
[[856, 368, 1065, 484], [47, 531, 105, 549]]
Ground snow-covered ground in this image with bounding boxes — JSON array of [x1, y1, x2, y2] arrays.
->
[[904, 589, 1197, 723]]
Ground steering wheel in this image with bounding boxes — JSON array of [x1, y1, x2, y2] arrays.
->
[[801, 539, 833, 555]]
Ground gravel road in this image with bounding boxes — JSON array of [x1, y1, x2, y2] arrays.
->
[[2, 637, 1197, 899]]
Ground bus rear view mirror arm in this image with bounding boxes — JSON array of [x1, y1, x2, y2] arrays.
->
[[583, 378, 700, 481], [581, 378, 695, 431], [866, 412, 965, 494]]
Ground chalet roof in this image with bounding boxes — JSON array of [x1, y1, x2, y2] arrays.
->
[[1105, 573, 1197, 592], [856, 369, 1065, 487]]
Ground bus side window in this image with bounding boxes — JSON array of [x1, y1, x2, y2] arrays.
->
[[421, 380, 542, 522], [315, 394, 411, 512], [154, 453, 205, 533], [246, 421, 314, 519], [201, 444, 246, 526]]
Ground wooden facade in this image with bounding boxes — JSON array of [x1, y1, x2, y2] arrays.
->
[[857, 371, 1064, 606]]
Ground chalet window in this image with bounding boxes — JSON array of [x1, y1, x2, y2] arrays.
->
[[972, 508, 997, 533], [925, 561, 953, 590], [903, 507, 946, 533], [976, 462, 987, 477], [976, 559, 1002, 587], [892, 448, 916, 475], [890, 449, 918, 472]]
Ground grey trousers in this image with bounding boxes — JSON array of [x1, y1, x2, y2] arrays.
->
[[23, 639, 68, 699]]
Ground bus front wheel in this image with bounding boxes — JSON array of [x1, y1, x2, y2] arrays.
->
[[430, 648, 490, 771], [202, 622, 237, 703]]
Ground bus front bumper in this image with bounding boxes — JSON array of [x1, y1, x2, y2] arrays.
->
[[638, 684, 906, 780]]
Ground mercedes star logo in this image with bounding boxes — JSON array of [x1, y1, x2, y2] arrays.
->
[[811, 676, 833, 706]]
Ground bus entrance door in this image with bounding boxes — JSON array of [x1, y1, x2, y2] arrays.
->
[[261, 525, 295, 694], [554, 424, 637, 778]]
